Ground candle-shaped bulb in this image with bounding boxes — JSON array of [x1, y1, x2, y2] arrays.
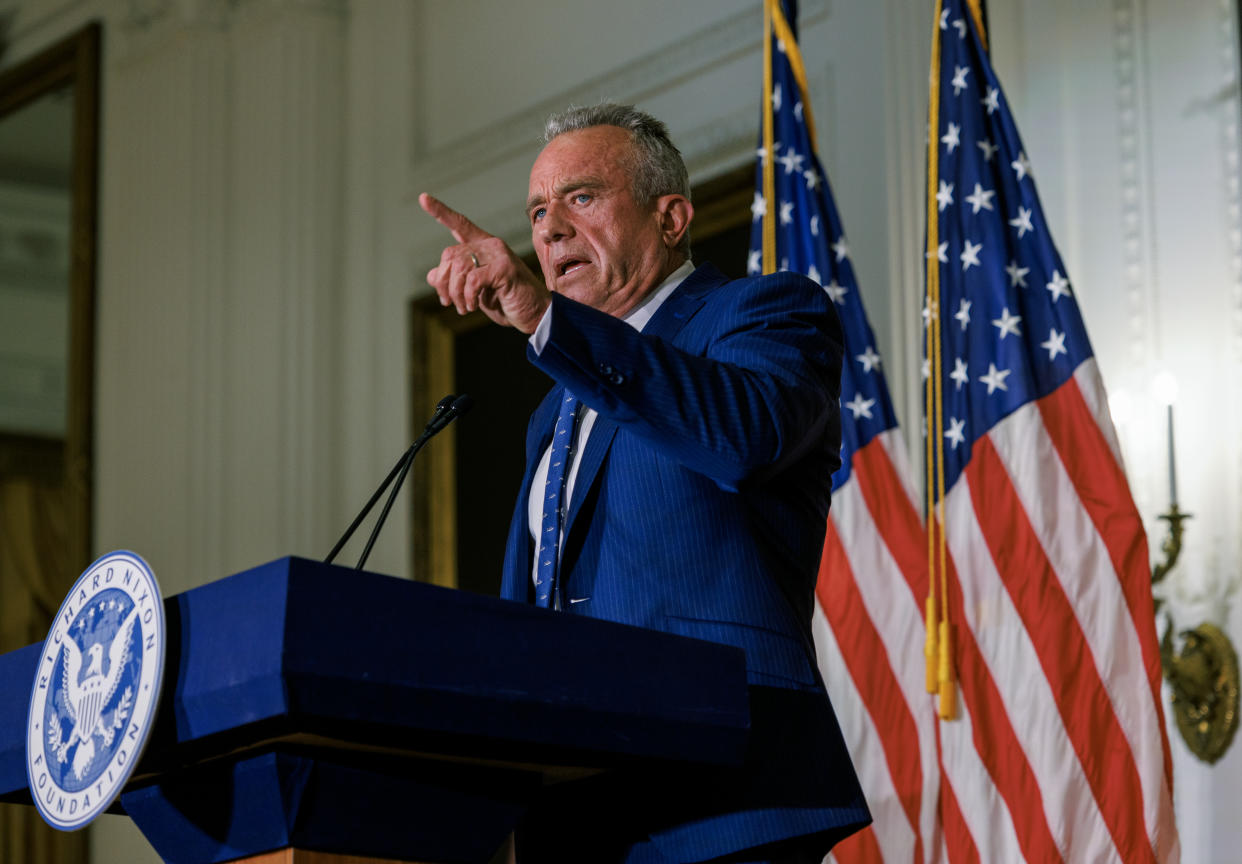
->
[[1167, 404, 1177, 508], [1152, 372, 1178, 508], [1153, 372, 1178, 407]]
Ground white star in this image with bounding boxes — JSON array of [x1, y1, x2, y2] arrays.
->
[[1012, 151, 1033, 180], [945, 417, 967, 449], [778, 147, 805, 175], [921, 358, 931, 380], [937, 180, 955, 211], [747, 249, 761, 275], [922, 297, 939, 327], [1041, 328, 1068, 360], [953, 18, 968, 38], [941, 122, 961, 154], [981, 86, 1000, 114], [779, 200, 795, 226], [951, 65, 970, 95], [779, 256, 789, 271], [965, 182, 996, 214], [926, 241, 949, 263], [1038, 327, 1068, 360], [954, 298, 972, 330], [856, 346, 882, 373], [979, 362, 1012, 394], [1005, 260, 1030, 288], [960, 238, 983, 270], [940, 9, 950, 29], [810, 215, 820, 236], [756, 144, 769, 165], [750, 192, 766, 222], [992, 307, 1022, 339], [824, 280, 848, 305], [772, 83, 782, 112], [804, 168, 822, 190], [832, 237, 850, 262], [950, 357, 970, 389], [794, 101, 804, 121], [845, 392, 876, 420], [977, 138, 998, 162], [806, 264, 821, 284], [1046, 270, 1072, 301], [776, 37, 787, 54], [1009, 206, 1034, 238]]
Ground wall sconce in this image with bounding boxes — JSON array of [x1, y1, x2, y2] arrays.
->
[[1149, 372, 1239, 764]]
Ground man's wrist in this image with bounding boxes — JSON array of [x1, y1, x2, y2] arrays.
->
[[527, 295, 555, 352]]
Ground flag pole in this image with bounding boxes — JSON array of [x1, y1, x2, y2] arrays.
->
[[761, 0, 777, 275], [925, 0, 957, 720]]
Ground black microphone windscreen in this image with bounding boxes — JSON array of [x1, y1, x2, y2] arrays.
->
[[449, 393, 474, 418]]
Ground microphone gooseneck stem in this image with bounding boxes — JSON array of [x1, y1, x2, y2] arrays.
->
[[325, 393, 473, 570], [323, 442, 419, 565], [355, 437, 423, 571]]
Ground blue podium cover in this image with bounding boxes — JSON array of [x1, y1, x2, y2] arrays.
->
[[0, 557, 749, 863]]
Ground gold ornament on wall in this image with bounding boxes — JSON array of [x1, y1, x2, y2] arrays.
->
[[1160, 618, 1239, 765], [1151, 503, 1240, 765]]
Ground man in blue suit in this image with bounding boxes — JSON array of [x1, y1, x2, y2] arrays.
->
[[421, 104, 868, 863]]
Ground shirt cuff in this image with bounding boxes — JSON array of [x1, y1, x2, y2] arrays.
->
[[528, 298, 554, 354]]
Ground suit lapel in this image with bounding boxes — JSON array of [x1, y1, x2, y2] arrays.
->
[[563, 415, 617, 542], [561, 263, 727, 544], [641, 262, 722, 341]]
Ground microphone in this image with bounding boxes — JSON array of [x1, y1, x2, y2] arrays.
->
[[427, 394, 474, 435], [428, 393, 457, 425], [324, 393, 474, 569]]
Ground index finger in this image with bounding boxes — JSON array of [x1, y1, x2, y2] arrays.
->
[[419, 193, 491, 244]]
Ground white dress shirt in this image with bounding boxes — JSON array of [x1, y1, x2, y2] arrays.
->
[[526, 260, 695, 599]]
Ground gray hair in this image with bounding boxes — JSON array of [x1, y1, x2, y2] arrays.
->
[[543, 103, 692, 255]]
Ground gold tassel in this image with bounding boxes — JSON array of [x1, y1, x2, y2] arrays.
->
[[938, 618, 956, 719], [925, 595, 940, 693]]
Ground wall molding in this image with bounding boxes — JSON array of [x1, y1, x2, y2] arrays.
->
[[112, 0, 345, 67], [1112, 0, 1159, 388], [1216, 0, 1242, 592]]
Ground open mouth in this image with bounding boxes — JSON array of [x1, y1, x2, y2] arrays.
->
[[555, 257, 590, 277]]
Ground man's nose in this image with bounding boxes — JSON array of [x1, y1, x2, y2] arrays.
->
[[536, 201, 573, 243]]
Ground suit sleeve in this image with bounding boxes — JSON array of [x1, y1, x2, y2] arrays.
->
[[528, 272, 844, 490]]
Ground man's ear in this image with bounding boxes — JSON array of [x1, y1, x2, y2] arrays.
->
[[654, 194, 694, 250]]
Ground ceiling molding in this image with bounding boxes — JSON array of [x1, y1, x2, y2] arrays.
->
[[408, 0, 829, 195]]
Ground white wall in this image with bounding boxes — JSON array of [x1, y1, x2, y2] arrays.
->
[[0, 0, 1238, 860]]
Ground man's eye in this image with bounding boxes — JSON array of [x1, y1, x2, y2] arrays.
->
[[532, 207, 546, 222], [574, 193, 591, 204]]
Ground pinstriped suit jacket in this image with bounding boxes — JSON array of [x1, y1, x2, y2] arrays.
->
[[500, 263, 870, 862]]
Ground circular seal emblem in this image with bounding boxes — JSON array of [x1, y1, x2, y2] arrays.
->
[[25, 550, 166, 830]]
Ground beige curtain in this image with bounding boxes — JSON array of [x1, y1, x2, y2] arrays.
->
[[0, 475, 87, 864]]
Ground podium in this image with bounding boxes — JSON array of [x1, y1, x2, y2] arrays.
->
[[0, 557, 750, 863]]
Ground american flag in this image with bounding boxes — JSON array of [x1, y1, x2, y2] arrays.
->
[[749, 1, 941, 860], [924, 1, 1178, 861]]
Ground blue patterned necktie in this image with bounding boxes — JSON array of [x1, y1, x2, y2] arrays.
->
[[535, 391, 580, 608]]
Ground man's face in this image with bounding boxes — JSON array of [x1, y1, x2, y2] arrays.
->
[[526, 126, 675, 317]]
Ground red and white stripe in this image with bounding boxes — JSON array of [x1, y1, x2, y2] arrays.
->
[[817, 428, 941, 864], [815, 361, 1179, 863]]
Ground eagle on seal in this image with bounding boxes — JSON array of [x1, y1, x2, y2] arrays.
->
[[50, 606, 140, 780]]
